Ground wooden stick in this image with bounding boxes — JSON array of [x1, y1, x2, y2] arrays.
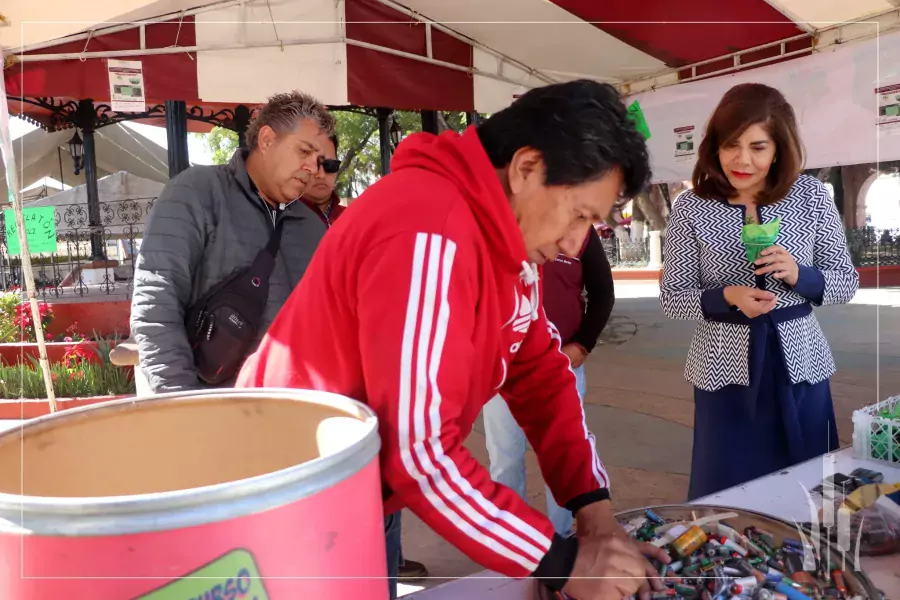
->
[[0, 51, 57, 413]]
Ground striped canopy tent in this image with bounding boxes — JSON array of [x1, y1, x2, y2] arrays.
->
[[3, 0, 899, 176]]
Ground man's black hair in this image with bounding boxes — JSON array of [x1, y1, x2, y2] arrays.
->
[[329, 133, 340, 155], [475, 79, 650, 197]]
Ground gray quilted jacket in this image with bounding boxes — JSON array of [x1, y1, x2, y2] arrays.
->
[[131, 149, 326, 392]]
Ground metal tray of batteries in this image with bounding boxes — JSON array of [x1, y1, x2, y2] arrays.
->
[[535, 504, 884, 600]]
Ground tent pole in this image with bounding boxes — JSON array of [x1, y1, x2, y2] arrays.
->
[[0, 50, 58, 414]]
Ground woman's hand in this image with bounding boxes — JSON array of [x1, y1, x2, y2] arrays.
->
[[754, 245, 799, 286], [723, 286, 777, 318]]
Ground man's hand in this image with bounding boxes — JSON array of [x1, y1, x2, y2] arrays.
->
[[567, 501, 671, 600], [723, 285, 777, 318], [561, 343, 588, 369], [574, 500, 619, 537], [562, 534, 669, 600]]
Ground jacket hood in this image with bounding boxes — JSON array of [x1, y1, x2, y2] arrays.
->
[[390, 127, 537, 284]]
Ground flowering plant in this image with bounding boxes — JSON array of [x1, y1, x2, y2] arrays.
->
[[63, 343, 94, 369], [13, 301, 54, 342], [62, 321, 87, 343]]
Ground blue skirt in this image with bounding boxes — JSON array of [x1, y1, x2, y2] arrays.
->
[[687, 318, 839, 501]]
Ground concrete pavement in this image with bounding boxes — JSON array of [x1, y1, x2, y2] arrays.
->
[[399, 283, 900, 587]]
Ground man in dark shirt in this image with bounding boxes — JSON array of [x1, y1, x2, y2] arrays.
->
[[483, 225, 615, 536], [301, 134, 346, 227]]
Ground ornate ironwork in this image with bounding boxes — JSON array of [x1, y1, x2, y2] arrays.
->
[[16, 97, 169, 132], [117, 200, 144, 225], [99, 202, 116, 226], [0, 199, 154, 298], [94, 103, 166, 129], [19, 97, 80, 131], [186, 104, 258, 131], [63, 205, 89, 229]]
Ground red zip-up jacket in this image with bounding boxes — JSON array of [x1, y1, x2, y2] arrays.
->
[[236, 126, 610, 579], [302, 192, 346, 227]]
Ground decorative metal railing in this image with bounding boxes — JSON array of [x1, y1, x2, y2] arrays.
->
[[601, 227, 900, 269], [0, 198, 153, 298], [0, 204, 896, 298]]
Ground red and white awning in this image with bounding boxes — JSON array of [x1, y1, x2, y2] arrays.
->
[[4, 0, 900, 180], [4, 0, 899, 118]]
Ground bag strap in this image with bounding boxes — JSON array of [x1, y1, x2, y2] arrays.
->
[[263, 215, 286, 258]]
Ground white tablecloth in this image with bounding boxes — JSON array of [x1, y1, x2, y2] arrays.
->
[[409, 447, 900, 599]]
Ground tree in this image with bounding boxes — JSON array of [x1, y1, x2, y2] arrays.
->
[[203, 128, 239, 165], [332, 110, 467, 199], [200, 110, 470, 199]]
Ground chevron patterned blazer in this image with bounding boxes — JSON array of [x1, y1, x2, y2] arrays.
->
[[660, 175, 859, 392]]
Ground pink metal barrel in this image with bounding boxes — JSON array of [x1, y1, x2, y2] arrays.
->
[[0, 389, 386, 599]]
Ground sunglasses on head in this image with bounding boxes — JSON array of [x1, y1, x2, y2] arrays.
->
[[319, 157, 341, 174]]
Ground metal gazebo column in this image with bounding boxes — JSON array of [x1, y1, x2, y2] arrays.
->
[[376, 107, 393, 176], [165, 100, 190, 177], [72, 99, 105, 261], [233, 105, 253, 149], [421, 110, 439, 134]]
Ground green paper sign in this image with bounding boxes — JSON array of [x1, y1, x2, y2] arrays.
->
[[135, 549, 269, 600], [626, 100, 652, 141], [3, 206, 58, 256]]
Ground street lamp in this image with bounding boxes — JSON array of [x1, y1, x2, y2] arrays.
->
[[68, 131, 84, 175], [389, 117, 403, 148]]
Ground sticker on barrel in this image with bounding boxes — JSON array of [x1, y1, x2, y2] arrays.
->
[[135, 549, 269, 599]]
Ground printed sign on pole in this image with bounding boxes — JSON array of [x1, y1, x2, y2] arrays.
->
[[674, 125, 696, 162], [108, 59, 146, 112], [877, 82, 900, 130]]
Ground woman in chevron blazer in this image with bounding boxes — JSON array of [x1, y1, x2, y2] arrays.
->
[[660, 83, 859, 500]]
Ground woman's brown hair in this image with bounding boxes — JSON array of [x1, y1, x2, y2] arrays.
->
[[692, 83, 805, 205]]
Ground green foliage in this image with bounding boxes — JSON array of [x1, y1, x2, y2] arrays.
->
[[333, 110, 467, 199], [0, 292, 19, 343], [203, 128, 240, 165], [201, 111, 470, 199], [0, 338, 135, 399]]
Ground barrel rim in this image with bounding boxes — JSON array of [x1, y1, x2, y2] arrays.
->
[[0, 388, 381, 535]]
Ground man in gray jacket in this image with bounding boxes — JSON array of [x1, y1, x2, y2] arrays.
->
[[131, 91, 334, 392]]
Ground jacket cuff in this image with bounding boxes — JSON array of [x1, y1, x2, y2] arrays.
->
[[792, 265, 826, 304], [700, 286, 732, 318], [569, 332, 597, 354], [569, 341, 590, 356], [565, 488, 611, 514], [531, 533, 579, 591]]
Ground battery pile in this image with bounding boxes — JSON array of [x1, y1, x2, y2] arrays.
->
[[618, 509, 871, 600]]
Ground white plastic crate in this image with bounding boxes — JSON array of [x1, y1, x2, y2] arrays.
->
[[852, 394, 900, 467]]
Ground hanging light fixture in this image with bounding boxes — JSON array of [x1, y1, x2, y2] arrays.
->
[[67, 131, 84, 175], [389, 117, 403, 148]]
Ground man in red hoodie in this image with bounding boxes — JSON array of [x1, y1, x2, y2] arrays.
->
[[237, 80, 667, 600]]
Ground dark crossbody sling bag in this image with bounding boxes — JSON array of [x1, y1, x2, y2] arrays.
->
[[185, 217, 285, 385]]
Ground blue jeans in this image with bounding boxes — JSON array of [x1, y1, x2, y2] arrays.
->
[[384, 511, 402, 600], [482, 364, 586, 537]]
